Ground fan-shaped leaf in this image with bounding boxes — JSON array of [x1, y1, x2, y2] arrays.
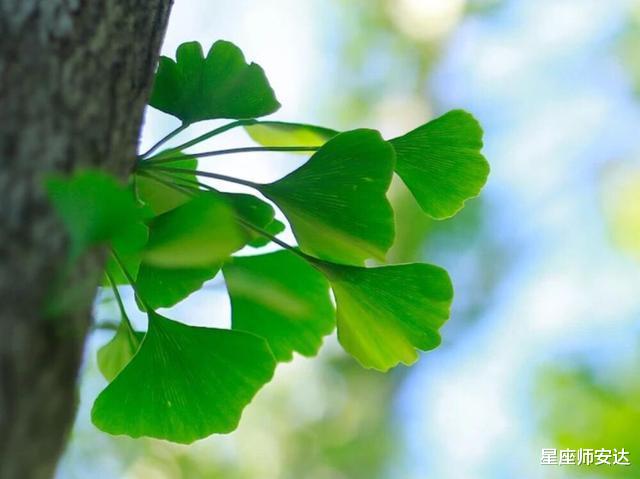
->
[[390, 110, 489, 219], [136, 152, 198, 215], [247, 218, 285, 248], [245, 121, 338, 148], [260, 129, 395, 264], [222, 192, 283, 248], [149, 41, 280, 123], [223, 192, 274, 229], [102, 221, 148, 285], [136, 263, 221, 309], [143, 192, 245, 268], [315, 261, 453, 371], [245, 112, 489, 219], [92, 311, 276, 443], [224, 250, 334, 362], [135, 192, 278, 307], [97, 318, 144, 382]]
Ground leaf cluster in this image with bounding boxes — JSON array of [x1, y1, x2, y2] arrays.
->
[[46, 40, 489, 443]]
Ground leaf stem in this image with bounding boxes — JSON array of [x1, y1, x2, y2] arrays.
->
[[159, 119, 258, 156], [110, 249, 151, 312], [146, 145, 321, 165], [105, 269, 134, 329], [143, 165, 262, 189], [139, 123, 190, 159], [234, 217, 315, 262], [146, 170, 213, 193], [137, 169, 198, 197]]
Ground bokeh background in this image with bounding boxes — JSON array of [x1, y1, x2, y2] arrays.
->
[[57, 0, 640, 477]]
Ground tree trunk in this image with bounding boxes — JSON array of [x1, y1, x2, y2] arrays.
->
[[0, 1, 173, 477]]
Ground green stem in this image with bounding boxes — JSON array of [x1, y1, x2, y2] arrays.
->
[[147, 170, 211, 192], [110, 249, 151, 312], [234, 216, 313, 262], [105, 269, 133, 329], [159, 119, 258, 156], [146, 145, 321, 165], [137, 169, 198, 197], [143, 165, 261, 189], [139, 123, 190, 159]]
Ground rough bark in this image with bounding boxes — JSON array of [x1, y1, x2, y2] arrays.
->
[[0, 1, 173, 478]]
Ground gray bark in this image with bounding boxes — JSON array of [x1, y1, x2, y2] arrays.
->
[[0, 1, 173, 477]]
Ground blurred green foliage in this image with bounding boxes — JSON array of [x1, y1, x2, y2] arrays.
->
[[537, 364, 640, 476]]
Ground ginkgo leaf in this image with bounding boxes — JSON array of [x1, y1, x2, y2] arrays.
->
[[103, 220, 148, 285], [134, 191, 282, 307], [315, 261, 453, 372], [222, 192, 283, 247], [149, 41, 280, 124], [136, 263, 221, 309], [247, 218, 285, 248], [97, 318, 144, 382], [390, 110, 489, 219], [260, 129, 395, 264], [224, 250, 334, 362], [92, 311, 276, 443], [245, 121, 338, 148], [136, 152, 198, 215], [223, 192, 274, 229], [46, 170, 146, 259], [143, 192, 245, 268], [245, 112, 489, 219]]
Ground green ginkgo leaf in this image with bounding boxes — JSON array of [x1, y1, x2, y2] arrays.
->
[[102, 220, 148, 285], [391, 110, 489, 219], [134, 190, 282, 310], [135, 191, 277, 304], [46, 170, 146, 259], [92, 311, 276, 443], [136, 262, 221, 309], [247, 218, 285, 248], [246, 112, 488, 219], [136, 152, 198, 215], [260, 129, 395, 264], [222, 192, 284, 248], [315, 261, 453, 372], [97, 317, 144, 382], [143, 192, 245, 268], [149, 41, 280, 124], [245, 121, 338, 148], [223, 192, 274, 229], [224, 250, 335, 362]]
